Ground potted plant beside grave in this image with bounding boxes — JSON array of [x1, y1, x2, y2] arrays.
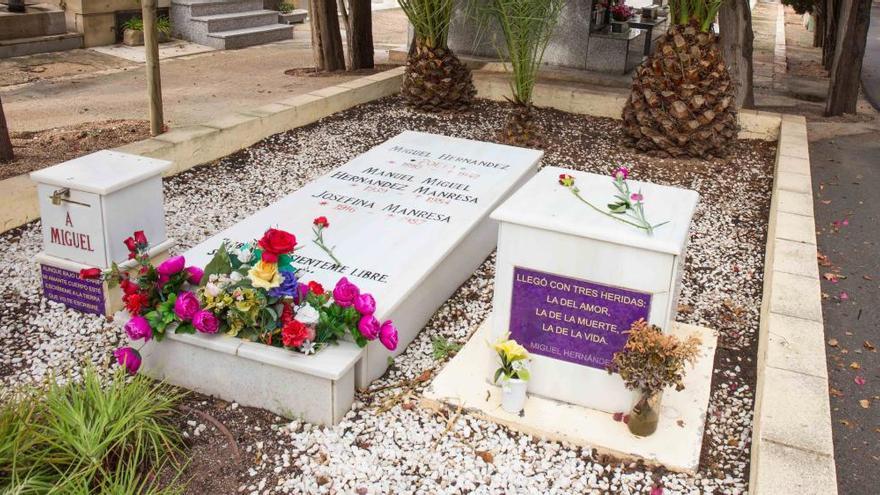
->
[[491, 335, 531, 413], [121, 16, 172, 46], [277, 2, 305, 24], [610, 319, 700, 436], [609, 3, 634, 33]]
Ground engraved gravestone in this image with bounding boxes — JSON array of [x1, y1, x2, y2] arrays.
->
[[182, 131, 543, 389], [490, 167, 699, 413]]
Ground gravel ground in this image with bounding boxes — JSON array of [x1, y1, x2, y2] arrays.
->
[[0, 96, 775, 494]]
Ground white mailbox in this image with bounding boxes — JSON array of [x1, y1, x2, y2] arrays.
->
[[31, 150, 174, 315], [489, 166, 699, 413]]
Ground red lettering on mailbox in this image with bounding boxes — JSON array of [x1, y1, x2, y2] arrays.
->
[[49, 227, 94, 252]]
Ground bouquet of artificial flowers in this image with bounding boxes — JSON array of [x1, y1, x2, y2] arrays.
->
[[83, 220, 399, 375]]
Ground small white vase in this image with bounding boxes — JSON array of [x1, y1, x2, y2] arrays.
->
[[500, 378, 528, 414]]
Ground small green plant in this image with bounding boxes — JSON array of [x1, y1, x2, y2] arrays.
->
[[0, 366, 186, 493], [431, 336, 463, 360], [121, 16, 172, 36], [477, 0, 565, 145], [121, 17, 144, 32], [278, 1, 295, 13]]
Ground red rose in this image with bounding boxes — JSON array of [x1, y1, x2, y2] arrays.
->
[[308, 281, 325, 295], [123, 236, 137, 253], [133, 230, 148, 245], [258, 229, 296, 263], [79, 268, 103, 280], [120, 279, 139, 295], [313, 216, 329, 228], [281, 320, 309, 348]]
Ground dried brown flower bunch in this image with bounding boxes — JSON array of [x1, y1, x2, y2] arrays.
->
[[610, 319, 702, 396]]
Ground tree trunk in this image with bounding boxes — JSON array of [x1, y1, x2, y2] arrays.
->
[[337, 0, 353, 69], [0, 96, 12, 163], [309, 0, 325, 70], [826, 0, 872, 115], [823, 0, 840, 69], [309, 0, 345, 71], [814, 3, 825, 47], [142, 0, 164, 136], [349, 0, 374, 69], [318, 0, 345, 71], [719, 0, 755, 108]]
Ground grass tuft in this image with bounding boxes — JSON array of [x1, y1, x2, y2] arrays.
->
[[0, 366, 186, 494]]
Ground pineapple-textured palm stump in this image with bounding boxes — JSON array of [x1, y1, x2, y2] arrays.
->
[[402, 43, 476, 113], [622, 21, 738, 159]]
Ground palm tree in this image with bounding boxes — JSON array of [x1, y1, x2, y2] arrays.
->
[[621, 0, 738, 158], [483, 0, 564, 146], [398, 0, 476, 111]]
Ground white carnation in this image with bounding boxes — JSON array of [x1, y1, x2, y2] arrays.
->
[[295, 304, 320, 325]]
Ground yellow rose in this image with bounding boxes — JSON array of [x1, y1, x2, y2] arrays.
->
[[248, 261, 282, 289], [494, 339, 528, 361]]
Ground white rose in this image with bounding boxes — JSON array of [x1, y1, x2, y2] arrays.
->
[[294, 304, 320, 325], [230, 271, 243, 282], [205, 282, 222, 297], [237, 249, 253, 264]]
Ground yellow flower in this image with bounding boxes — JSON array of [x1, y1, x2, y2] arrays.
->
[[248, 260, 282, 289], [494, 338, 529, 361]]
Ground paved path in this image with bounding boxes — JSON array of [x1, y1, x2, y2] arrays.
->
[[0, 9, 407, 133], [810, 129, 880, 495], [862, 1, 880, 110]]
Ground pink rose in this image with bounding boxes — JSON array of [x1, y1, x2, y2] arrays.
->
[[192, 310, 219, 334], [354, 293, 376, 315], [332, 277, 360, 307], [124, 315, 153, 341], [114, 347, 142, 374], [358, 315, 380, 340], [174, 291, 200, 321], [157, 256, 186, 276], [379, 320, 398, 351], [186, 266, 204, 285]]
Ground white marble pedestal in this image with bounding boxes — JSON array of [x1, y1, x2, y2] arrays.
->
[[489, 166, 699, 413]]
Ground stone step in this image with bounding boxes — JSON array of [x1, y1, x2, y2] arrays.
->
[[0, 4, 67, 41], [0, 32, 83, 59], [191, 9, 279, 33], [205, 23, 292, 50], [172, 0, 265, 17]]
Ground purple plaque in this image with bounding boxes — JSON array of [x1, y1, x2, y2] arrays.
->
[[508, 266, 651, 370], [40, 264, 106, 315]]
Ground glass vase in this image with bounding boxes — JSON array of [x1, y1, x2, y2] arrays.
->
[[628, 391, 662, 436]]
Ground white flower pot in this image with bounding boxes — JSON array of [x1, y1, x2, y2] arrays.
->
[[500, 378, 528, 414]]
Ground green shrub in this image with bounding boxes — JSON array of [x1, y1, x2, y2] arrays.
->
[[0, 367, 186, 494], [121, 16, 172, 37], [278, 2, 295, 13]]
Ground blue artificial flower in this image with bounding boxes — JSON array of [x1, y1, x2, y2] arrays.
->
[[268, 270, 298, 298]]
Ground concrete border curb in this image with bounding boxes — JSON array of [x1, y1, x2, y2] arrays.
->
[[0, 68, 835, 492], [749, 113, 838, 495], [0, 66, 406, 234]]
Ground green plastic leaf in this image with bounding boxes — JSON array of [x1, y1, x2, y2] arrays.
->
[[200, 243, 233, 287], [493, 368, 503, 384], [175, 323, 195, 335]]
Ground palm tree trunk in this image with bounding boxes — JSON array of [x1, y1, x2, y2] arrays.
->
[[349, 0, 374, 69]]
